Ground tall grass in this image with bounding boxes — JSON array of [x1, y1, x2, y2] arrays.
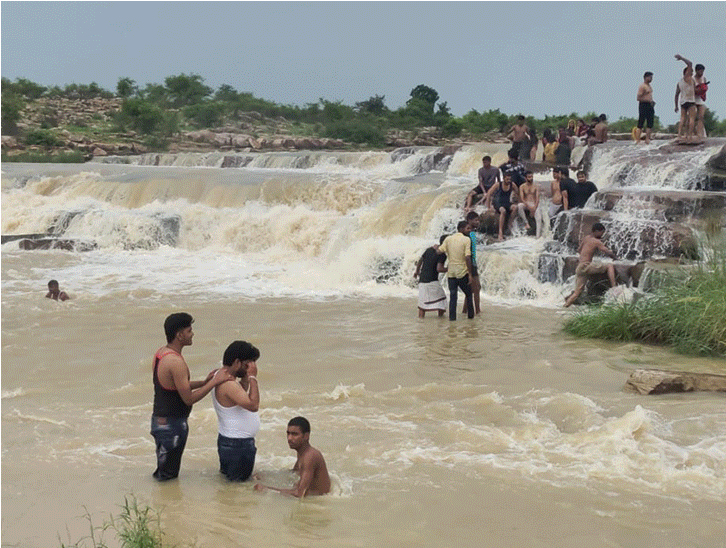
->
[[564, 239, 726, 357], [59, 496, 165, 548]]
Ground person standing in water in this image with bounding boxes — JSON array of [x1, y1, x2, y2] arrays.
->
[[213, 340, 261, 482], [254, 416, 331, 497], [564, 223, 618, 307], [437, 220, 475, 320], [414, 235, 448, 318], [150, 313, 232, 481]]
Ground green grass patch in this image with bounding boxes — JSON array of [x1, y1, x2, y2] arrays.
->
[[59, 496, 165, 548], [564, 248, 726, 357], [2, 151, 86, 163]]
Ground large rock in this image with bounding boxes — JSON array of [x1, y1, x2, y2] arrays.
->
[[625, 369, 726, 395]]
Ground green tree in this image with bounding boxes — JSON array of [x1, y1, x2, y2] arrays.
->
[[164, 73, 212, 108], [215, 84, 239, 103], [1, 91, 25, 135], [355, 95, 387, 115], [408, 84, 439, 110], [183, 101, 227, 128], [139, 83, 168, 105], [116, 77, 137, 98], [117, 98, 167, 135], [3, 77, 47, 99]]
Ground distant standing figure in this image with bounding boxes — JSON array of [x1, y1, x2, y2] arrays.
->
[[464, 156, 500, 211], [507, 115, 530, 159], [414, 235, 448, 318], [564, 222, 618, 307], [150, 313, 233, 481], [437, 220, 475, 320], [636, 71, 655, 144], [46, 279, 69, 301], [555, 127, 572, 167], [548, 167, 564, 220], [674, 54, 697, 143], [254, 416, 331, 497], [589, 115, 608, 145], [462, 211, 482, 316], [213, 341, 261, 482], [694, 63, 708, 139]]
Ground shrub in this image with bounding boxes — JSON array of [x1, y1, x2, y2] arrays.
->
[[324, 118, 386, 146], [2, 151, 86, 163], [183, 101, 227, 128], [25, 128, 63, 148], [1, 92, 25, 135]]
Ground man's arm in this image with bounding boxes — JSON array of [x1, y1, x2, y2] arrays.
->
[[219, 377, 259, 411], [561, 183, 569, 211], [637, 83, 647, 102], [485, 183, 499, 209], [534, 186, 540, 209], [168, 356, 231, 406], [597, 240, 617, 260], [675, 54, 692, 68]]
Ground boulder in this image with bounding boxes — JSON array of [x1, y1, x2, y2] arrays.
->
[[1, 136, 18, 149], [625, 369, 726, 395], [92, 147, 107, 157], [18, 238, 97, 252]]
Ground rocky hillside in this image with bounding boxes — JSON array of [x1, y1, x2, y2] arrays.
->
[[2, 96, 483, 160]]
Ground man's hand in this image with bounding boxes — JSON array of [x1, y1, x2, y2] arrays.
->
[[246, 361, 258, 378], [254, 483, 267, 492], [213, 368, 234, 385]]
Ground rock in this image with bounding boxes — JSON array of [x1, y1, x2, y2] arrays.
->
[[1, 136, 18, 149], [91, 147, 107, 157], [625, 369, 726, 395], [18, 238, 97, 252], [231, 134, 251, 148]]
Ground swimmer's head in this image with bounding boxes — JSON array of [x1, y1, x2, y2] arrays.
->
[[164, 312, 194, 343], [222, 341, 260, 376]]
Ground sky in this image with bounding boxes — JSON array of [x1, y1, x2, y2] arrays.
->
[[2, 1, 725, 126]]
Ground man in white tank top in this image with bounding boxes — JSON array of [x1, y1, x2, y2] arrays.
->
[[213, 340, 261, 481]]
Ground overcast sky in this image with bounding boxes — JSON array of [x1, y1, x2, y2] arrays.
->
[[2, 2, 724, 126]]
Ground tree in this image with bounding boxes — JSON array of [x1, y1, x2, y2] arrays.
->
[[164, 73, 212, 108], [355, 95, 387, 115], [116, 77, 137, 98], [407, 85, 439, 111], [215, 84, 238, 103], [1, 91, 25, 136]]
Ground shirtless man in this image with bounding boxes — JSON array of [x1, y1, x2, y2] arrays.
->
[[518, 170, 540, 235], [254, 416, 331, 497], [636, 71, 655, 144], [674, 54, 697, 143], [150, 312, 233, 481], [564, 222, 618, 307], [507, 115, 530, 160], [464, 156, 500, 210], [592, 114, 608, 144], [46, 279, 69, 301], [548, 167, 564, 221]]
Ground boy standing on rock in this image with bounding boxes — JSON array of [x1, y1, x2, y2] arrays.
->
[[564, 222, 618, 307]]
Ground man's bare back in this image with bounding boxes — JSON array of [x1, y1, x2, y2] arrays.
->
[[578, 233, 615, 264], [293, 445, 331, 496]]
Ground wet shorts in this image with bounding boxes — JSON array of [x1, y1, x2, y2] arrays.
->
[[680, 102, 696, 112]]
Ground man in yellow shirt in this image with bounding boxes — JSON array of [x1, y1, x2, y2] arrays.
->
[[438, 220, 475, 321]]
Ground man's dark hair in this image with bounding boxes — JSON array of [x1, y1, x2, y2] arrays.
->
[[592, 222, 606, 233], [599, 114, 607, 121], [223, 340, 260, 366], [288, 416, 310, 433], [695, 64, 705, 71], [683, 67, 689, 75], [560, 167, 570, 178], [457, 220, 469, 232], [439, 234, 448, 245], [577, 170, 586, 177], [517, 115, 525, 121], [524, 170, 533, 176], [644, 71, 653, 78], [164, 312, 193, 343], [507, 148, 518, 159], [465, 210, 479, 221], [482, 155, 491, 162], [48, 279, 59, 288]]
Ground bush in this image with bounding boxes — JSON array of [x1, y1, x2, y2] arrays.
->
[[183, 101, 227, 128], [564, 242, 726, 357], [1, 92, 25, 135], [324, 118, 386, 146], [2, 151, 86, 163], [441, 117, 464, 137], [117, 99, 168, 135], [25, 128, 63, 148]]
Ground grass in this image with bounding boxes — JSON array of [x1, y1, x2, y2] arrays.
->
[[2, 150, 86, 163], [59, 496, 165, 548], [564, 239, 726, 358]]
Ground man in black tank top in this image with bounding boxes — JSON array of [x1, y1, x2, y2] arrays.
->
[[150, 313, 233, 481]]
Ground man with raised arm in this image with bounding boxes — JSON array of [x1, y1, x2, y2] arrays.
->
[[254, 416, 331, 497], [150, 312, 233, 481], [674, 54, 697, 143], [564, 223, 618, 307], [635, 71, 655, 144]]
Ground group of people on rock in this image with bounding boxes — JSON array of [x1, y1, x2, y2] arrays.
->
[[636, 53, 709, 144], [464, 151, 598, 241], [150, 313, 330, 497], [504, 114, 608, 168]]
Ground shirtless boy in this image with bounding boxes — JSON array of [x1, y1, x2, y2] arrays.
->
[[564, 222, 618, 307], [636, 71, 655, 144], [255, 416, 331, 497], [548, 168, 564, 220], [518, 170, 539, 235], [46, 279, 70, 301], [486, 173, 520, 241], [507, 115, 530, 160]]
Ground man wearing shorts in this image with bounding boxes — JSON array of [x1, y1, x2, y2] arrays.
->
[[636, 71, 655, 144], [464, 156, 500, 210], [564, 222, 618, 307]]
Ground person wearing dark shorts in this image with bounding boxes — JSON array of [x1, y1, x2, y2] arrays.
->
[[636, 71, 655, 144], [465, 156, 500, 210]]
